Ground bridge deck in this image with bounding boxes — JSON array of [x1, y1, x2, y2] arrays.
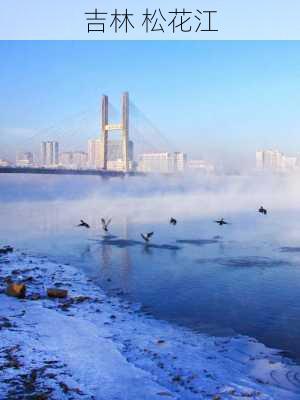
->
[[0, 167, 144, 178]]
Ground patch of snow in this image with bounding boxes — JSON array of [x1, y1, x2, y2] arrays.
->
[[1, 251, 300, 399]]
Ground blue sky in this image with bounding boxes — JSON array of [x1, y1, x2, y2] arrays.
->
[[0, 41, 300, 168]]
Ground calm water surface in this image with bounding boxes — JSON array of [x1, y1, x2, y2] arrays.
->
[[1, 174, 300, 360]]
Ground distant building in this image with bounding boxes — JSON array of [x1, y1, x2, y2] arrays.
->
[[107, 160, 133, 171], [283, 156, 297, 170], [59, 151, 88, 169], [138, 152, 186, 173], [41, 141, 59, 166], [106, 139, 134, 163], [187, 159, 215, 174], [174, 152, 187, 172], [0, 159, 11, 167], [72, 152, 88, 169], [264, 150, 282, 169], [16, 152, 34, 167], [256, 151, 264, 169], [256, 149, 283, 170], [256, 149, 296, 171], [59, 152, 73, 167], [138, 152, 174, 173], [88, 139, 103, 169], [88, 138, 134, 170]]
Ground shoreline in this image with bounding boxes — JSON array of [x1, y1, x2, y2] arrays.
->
[[1, 250, 300, 399]]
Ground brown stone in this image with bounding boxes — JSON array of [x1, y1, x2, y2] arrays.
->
[[47, 288, 68, 299], [6, 283, 26, 299]]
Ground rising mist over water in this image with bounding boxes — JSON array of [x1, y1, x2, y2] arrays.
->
[[1, 172, 300, 217]]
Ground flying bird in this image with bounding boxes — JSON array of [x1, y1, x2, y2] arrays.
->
[[214, 218, 229, 226], [258, 206, 267, 215], [77, 220, 90, 229], [101, 218, 112, 232], [141, 232, 154, 242], [170, 217, 177, 225]]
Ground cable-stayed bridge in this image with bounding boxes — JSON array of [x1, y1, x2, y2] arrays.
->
[[0, 92, 176, 178]]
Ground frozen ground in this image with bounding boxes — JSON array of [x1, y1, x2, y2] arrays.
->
[[1, 251, 300, 400]]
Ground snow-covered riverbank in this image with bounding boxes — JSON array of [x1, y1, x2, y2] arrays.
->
[[1, 251, 300, 400]]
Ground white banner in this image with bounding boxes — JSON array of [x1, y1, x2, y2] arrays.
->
[[0, 0, 300, 40]]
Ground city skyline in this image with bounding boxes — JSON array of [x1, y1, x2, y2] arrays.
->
[[1, 41, 300, 170], [4, 142, 300, 174], [0, 89, 211, 173], [1, 81, 300, 173]]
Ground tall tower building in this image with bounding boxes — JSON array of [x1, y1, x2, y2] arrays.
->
[[41, 142, 46, 165], [88, 139, 103, 169], [41, 141, 59, 166], [256, 151, 264, 169], [53, 141, 59, 165]]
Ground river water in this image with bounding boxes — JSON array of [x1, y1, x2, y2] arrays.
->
[[1, 173, 300, 360]]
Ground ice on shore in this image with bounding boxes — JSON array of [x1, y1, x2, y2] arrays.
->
[[1, 251, 300, 399]]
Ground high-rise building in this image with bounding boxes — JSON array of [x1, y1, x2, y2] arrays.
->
[[16, 152, 34, 167], [88, 138, 133, 170], [256, 151, 264, 169], [41, 141, 59, 166], [59, 151, 88, 169], [174, 152, 187, 172], [256, 149, 297, 171], [187, 159, 215, 173], [283, 156, 297, 170], [88, 139, 103, 169], [59, 152, 73, 168], [106, 139, 134, 162], [72, 152, 88, 169], [264, 150, 283, 169], [187, 160, 215, 174], [138, 152, 185, 173]]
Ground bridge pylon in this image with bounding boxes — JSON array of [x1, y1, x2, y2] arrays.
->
[[101, 92, 129, 172]]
